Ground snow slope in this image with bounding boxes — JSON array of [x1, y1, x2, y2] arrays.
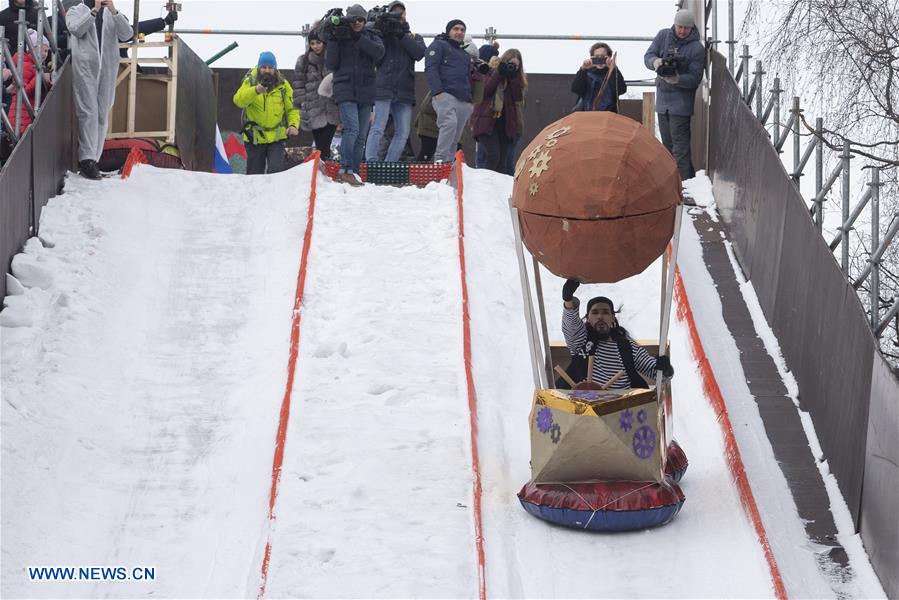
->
[[1, 162, 883, 598]]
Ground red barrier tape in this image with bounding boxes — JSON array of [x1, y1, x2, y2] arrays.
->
[[673, 267, 787, 600], [453, 151, 487, 600], [120, 146, 148, 179], [257, 151, 322, 599]]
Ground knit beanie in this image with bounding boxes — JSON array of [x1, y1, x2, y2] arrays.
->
[[445, 19, 466, 34], [27, 29, 49, 49], [586, 296, 615, 315], [346, 4, 367, 19], [673, 9, 694, 28], [257, 51, 277, 69], [479, 43, 499, 62], [308, 28, 322, 43]]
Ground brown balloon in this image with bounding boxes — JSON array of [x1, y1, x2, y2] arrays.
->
[[512, 111, 682, 283]]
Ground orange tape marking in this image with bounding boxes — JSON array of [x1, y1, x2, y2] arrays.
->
[[453, 151, 488, 600], [120, 146, 148, 179], [257, 151, 321, 599], [674, 267, 787, 600]]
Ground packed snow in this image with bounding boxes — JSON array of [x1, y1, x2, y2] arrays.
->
[[0, 161, 885, 598]]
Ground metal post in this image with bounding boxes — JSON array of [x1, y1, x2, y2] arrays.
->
[[754, 60, 764, 118], [815, 117, 823, 231], [711, 0, 718, 52], [656, 206, 685, 402], [841, 140, 851, 274], [791, 96, 801, 187], [133, 0, 141, 47], [870, 168, 880, 329], [531, 257, 554, 388], [14, 9, 25, 135], [741, 44, 750, 101], [34, 8, 44, 112], [485, 26, 496, 44], [727, 0, 734, 73], [771, 77, 781, 142], [51, 0, 58, 76], [509, 200, 544, 391]]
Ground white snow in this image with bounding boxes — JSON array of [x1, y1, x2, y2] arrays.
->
[[0, 162, 885, 598]]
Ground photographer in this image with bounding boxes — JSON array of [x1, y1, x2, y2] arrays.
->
[[571, 42, 627, 113], [63, 0, 132, 179], [294, 25, 339, 159], [233, 51, 300, 175], [363, 1, 424, 163], [644, 9, 704, 180], [471, 49, 526, 174], [322, 3, 384, 185]]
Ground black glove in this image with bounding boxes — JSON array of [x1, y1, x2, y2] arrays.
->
[[655, 355, 674, 377], [163, 9, 177, 26], [331, 24, 351, 40], [562, 278, 580, 302], [498, 61, 518, 79]]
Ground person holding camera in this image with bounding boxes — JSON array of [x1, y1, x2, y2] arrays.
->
[[62, 0, 132, 179], [571, 42, 627, 113], [233, 51, 300, 175], [425, 19, 477, 164], [294, 25, 339, 160], [321, 3, 384, 185], [471, 49, 526, 174], [644, 8, 704, 180], [363, 1, 425, 163]]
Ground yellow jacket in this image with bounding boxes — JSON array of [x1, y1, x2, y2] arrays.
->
[[233, 68, 301, 145]]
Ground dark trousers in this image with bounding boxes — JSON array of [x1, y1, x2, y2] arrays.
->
[[658, 111, 695, 180], [311, 124, 337, 160], [246, 140, 286, 175], [479, 131, 516, 175], [417, 135, 437, 162]]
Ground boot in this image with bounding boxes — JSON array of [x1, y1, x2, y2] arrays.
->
[[79, 159, 102, 180]]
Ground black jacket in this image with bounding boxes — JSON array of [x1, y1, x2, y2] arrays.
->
[[0, 0, 67, 60], [325, 29, 384, 105], [374, 30, 425, 104], [571, 67, 627, 112]]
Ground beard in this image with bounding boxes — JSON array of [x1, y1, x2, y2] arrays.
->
[[588, 321, 611, 341]]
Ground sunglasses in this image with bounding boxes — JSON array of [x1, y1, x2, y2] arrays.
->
[[352, 17, 366, 23]]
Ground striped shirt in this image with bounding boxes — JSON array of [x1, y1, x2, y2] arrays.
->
[[562, 307, 658, 389]]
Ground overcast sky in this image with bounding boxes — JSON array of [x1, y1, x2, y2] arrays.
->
[[111, 0, 748, 90]]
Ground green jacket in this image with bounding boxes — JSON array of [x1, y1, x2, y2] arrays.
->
[[233, 67, 301, 145]]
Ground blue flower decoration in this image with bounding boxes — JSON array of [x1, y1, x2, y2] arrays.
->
[[632, 426, 657, 459], [619, 409, 634, 432], [637, 409, 647, 424], [537, 407, 553, 433]]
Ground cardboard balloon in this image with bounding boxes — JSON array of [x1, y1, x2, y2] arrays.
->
[[512, 112, 682, 283]]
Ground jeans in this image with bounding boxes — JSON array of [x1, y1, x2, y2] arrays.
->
[[338, 101, 373, 173], [658, 111, 695, 180], [476, 141, 487, 168], [433, 93, 473, 163], [479, 131, 517, 175], [246, 140, 286, 174], [365, 100, 412, 162]]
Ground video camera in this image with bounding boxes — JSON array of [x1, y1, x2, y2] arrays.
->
[[321, 7, 352, 41], [657, 47, 681, 77], [368, 4, 406, 37], [258, 71, 277, 90]]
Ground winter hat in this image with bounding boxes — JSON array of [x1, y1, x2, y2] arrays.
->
[[257, 51, 277, 69], [346, 4, 367, 19], [387, 0, 405, 12], [308, 28, 322, 43], [673, 9, 695, 28], [586, 296, 616, 316], [445, 19, 466, 34], [27, 29, 49, 49], [479, 43, 499, 62]]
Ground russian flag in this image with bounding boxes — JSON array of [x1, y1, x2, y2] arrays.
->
[[214, 125, 233, 174]]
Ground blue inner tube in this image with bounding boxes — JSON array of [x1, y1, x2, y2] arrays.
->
[[518, 478, 685, 532]]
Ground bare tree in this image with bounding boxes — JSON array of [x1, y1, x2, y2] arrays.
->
[[742, 0, 899, 366]]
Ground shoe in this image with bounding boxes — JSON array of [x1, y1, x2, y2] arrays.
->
[[79, 159, 102, 180], [346, 172, 363, 187]]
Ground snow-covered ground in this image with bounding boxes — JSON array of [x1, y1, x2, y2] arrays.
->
[[0, 162, 885, 598]]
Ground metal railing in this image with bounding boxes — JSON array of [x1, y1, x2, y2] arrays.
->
[[0, 0, 63, 159], [710, 4, 897, 342]]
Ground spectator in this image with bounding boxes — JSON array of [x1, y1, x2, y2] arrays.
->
[[322, 3, 384, 186], [63, 0, 132, 180], [1, 0, 67, 58], [364, 0, 424, 163], [424, 19, 474, 163], [233, 51, 300, 175], [558, 280, 674, 390], [294, 24, 339, 159], [474, 40, 498, 168], [6, 28, 51, 135], [644, 8, 704, 180], [571, 42, 627, 112], [471, 48, 526, 174]]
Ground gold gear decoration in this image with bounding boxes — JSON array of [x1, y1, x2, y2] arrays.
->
[[527, 144, 544, 161], [514, 157, 526, 179], [545, 125, 572, 140], [529, 182, 539, 196], [528, 151, 552, 178], [545, 138, 559, 148]]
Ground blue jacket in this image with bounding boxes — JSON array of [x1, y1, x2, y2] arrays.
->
[[424, 34, 473, 103], [375, 31, 426, 104], [325, 29, 385, 105], [643, 26, 704, 116]]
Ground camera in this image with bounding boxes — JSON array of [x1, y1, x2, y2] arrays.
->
[[591, 56, 607, 66], [657, 47, 681, 77], [368, 5, 405, 36], [258, 71, 277, 90], [321, 8, 351, 41], [473, 59, 490, 75]]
